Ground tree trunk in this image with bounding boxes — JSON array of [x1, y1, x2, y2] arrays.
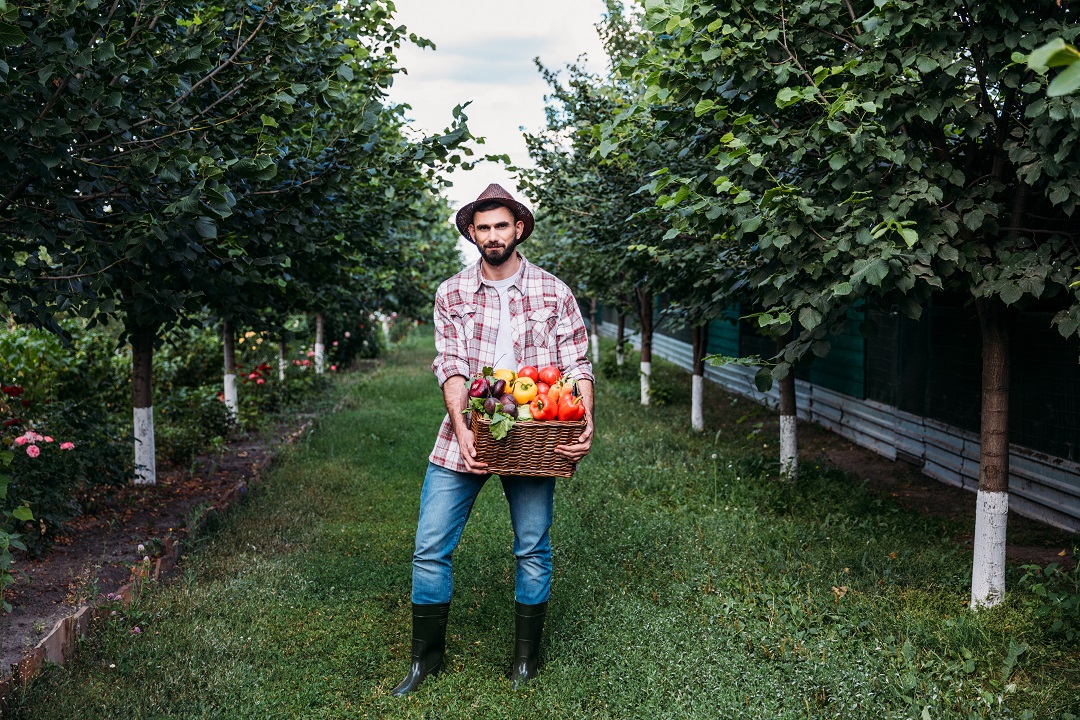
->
[[278, 336, 286, 382], [131, 324, 157, 486], [223, 319, 238, 417], [637, 288, 653, 406], [777, 333, 798, 480], [380, 312, 391, 343], [691, 323, 709, 432], [971, 297, 1011, 609], [616, 313, 626, 366], [590, 297, 600, 365], [315, 313, 326, 374]]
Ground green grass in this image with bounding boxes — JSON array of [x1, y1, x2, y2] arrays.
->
[[6, 333, 1078, 719]]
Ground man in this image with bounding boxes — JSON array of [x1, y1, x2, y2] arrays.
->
[[392, 183, 595, 695]]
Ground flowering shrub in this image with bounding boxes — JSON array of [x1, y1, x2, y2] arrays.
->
[[1, 386, 129, 555]]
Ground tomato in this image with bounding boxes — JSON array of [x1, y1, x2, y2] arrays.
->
[[517, 365, 539, 383], [557, 393, 586, 421], [536, 382, 550, 397], [512, 378, 538, 404], [529, 394, 558, 421], [538, 365, 561, 386]]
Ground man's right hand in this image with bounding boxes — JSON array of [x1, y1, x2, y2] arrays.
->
[[456, 426, 489, 475]]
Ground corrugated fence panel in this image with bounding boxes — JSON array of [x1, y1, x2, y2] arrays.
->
[[600, 321, 1080, 532]]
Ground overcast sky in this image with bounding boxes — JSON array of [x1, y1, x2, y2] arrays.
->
[[385, 0, 610, 261]]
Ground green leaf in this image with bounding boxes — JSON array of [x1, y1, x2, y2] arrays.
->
[[1000, 283, 1023, 306], [1027, 39, 1080, 70], [754, 367, 774, 393], [964, 208, 986, 232], [11, 505, 33, 522], [776, 87, 801, 107], [701, 47, 723, 64], [260, 114, 279, 128], [194, 216, 217, 239], [1048, 60, 1080, 97], [337, 63, 354, 81], [489, 412, 515, 441], [832, 281, 853, 296], [1001, 639, 1029, 683], [851, 257, 889, 287], [694, 99, 715, 117], [0, 21, 25, 47]]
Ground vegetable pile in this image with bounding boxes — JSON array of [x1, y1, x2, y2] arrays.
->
[[466, 365, 586, 440]]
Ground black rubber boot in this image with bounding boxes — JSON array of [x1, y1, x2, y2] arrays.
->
[[391, 602, 451, 697], [510, 601, 547, 690]]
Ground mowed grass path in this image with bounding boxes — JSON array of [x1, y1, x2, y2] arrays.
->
[[8, 334, 1077, 719]]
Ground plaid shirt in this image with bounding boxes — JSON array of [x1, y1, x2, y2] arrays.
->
[[429, 253, 594, 472]]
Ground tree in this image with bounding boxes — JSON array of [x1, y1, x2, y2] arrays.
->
[[1, 1, 473, 483], [615, 0, 1080, 606]]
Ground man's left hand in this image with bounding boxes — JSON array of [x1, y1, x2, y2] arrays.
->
[[554, 413, 594, 462]]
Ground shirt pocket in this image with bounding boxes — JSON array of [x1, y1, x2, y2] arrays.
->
[[527, 305, 559, 355], [452, 303, 477, 349]]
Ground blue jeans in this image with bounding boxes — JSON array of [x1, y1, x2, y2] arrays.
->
[[412, 462, 555, 606]]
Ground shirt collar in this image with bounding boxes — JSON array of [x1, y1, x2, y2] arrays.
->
[[470, 252, 529, 294]]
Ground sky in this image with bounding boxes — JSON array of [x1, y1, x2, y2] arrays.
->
[[385, 0, 610, 262]]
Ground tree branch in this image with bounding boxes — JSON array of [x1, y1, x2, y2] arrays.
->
[[167, 2, 278, 111]]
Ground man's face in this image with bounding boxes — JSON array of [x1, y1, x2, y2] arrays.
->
[[469, 206, 523, 267]]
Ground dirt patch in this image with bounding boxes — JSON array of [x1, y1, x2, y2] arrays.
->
[[796, 420, 1078, 569], [0, 418, 309, 675]]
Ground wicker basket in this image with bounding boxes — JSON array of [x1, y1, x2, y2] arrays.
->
[[470, 412, 586, 478]]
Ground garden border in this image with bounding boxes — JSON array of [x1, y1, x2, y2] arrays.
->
[[0, 406, 331, 700]]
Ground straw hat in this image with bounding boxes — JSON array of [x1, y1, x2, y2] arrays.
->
[[455, 183, 535, 242]]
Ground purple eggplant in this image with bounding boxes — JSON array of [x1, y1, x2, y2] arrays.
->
[[500, 393, 516, 406], [468, 376, 490, 398], [501, 402, 518, 419], [491, 378, 506, 397], [483, 396, 499, 416]]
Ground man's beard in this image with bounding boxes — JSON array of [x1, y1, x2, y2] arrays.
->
[[480, 241, 516, 266]]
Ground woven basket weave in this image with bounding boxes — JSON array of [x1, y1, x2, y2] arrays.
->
[[470, 412, 586, 478]]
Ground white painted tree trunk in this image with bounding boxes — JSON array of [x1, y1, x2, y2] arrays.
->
[[131, 326, 156, 486], [780, 415, 798, 479], [591, 333, 600, 366], [278, 338, 286, 382], [315, 313, 325, 375], [640, 360, 651, 406], [380, 313, 391, 343], [223, 321, 238, 418], [133, 406, 155, 486], [616, 346, 625, 367], [691, 374, 704, 432], [970, 490, 1009, 609], [223, 373, 238, 416]]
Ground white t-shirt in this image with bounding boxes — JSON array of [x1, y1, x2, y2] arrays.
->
[[484, 274, 517, 370]]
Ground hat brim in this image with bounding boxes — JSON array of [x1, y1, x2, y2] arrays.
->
[[455, 199, 534, 243]]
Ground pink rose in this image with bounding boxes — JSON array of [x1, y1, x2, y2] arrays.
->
[[306, 350, 315, 357], [44, 436, 54, 443], [256, 378, 265, 385], [14, 436, 27, 446], [60, 442, 74, 450], [332, 341, 339, 347], [26, 445, 40, 458], [330, 365, 337, 372]]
